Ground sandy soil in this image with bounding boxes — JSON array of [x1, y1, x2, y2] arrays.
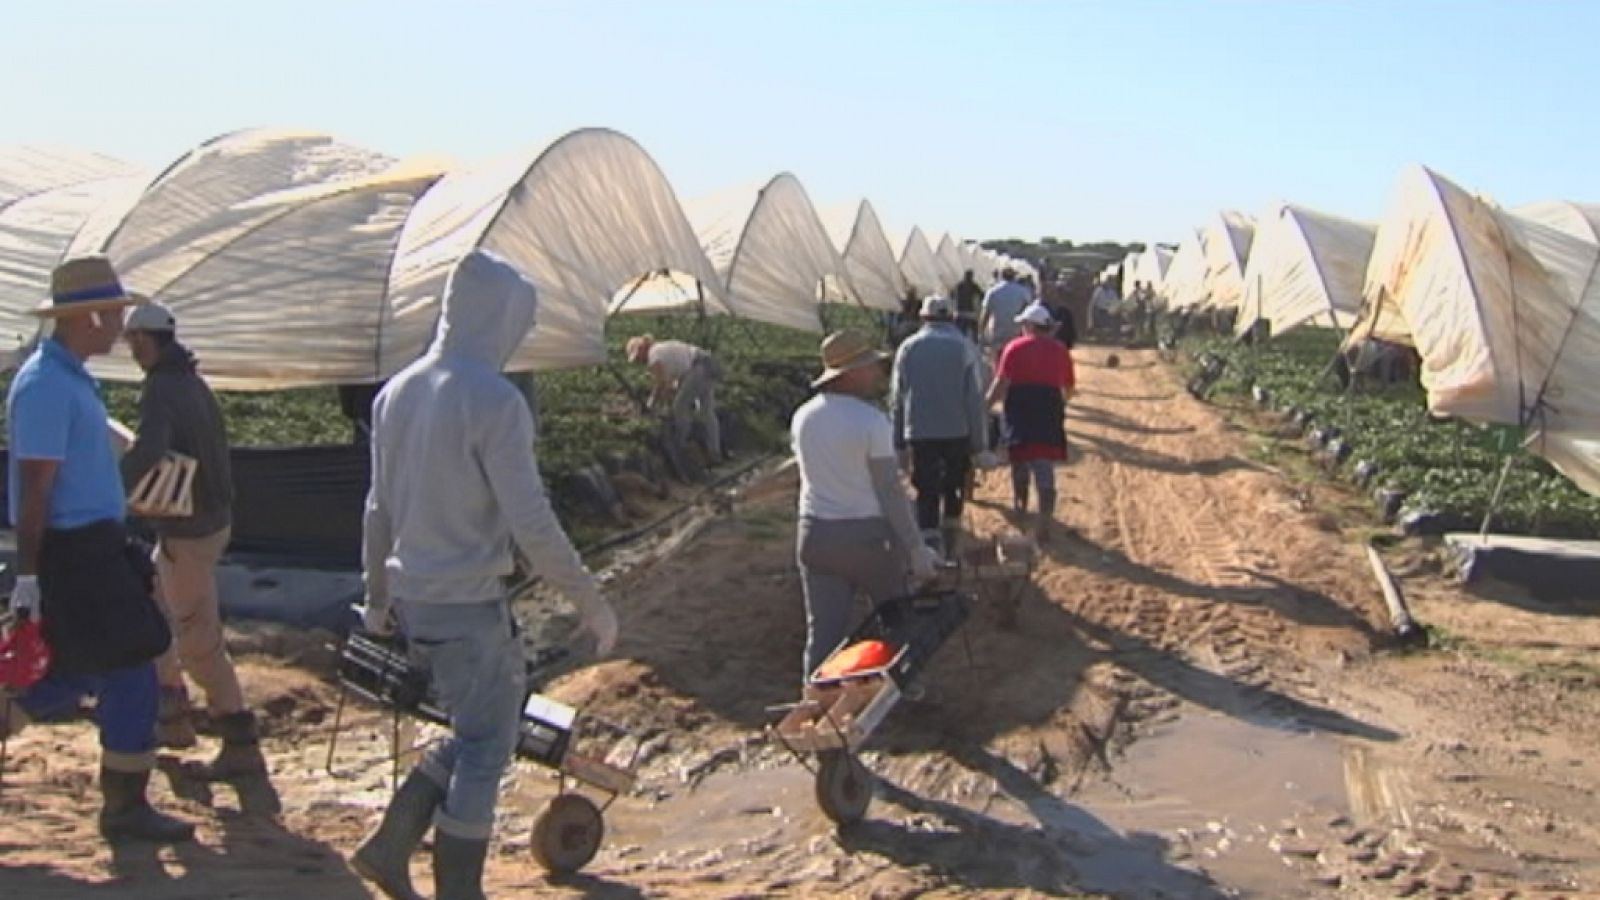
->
[[2, 348, 1598, 899]]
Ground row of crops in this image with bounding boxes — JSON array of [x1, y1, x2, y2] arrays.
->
[[1183, 329, 1600, 539], [8, 308, 883, 533]]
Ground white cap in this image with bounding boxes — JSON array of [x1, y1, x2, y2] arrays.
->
[[919, 295, 952, 319], [125, 301, 176, 333], [1015, 304, 1054, 327]]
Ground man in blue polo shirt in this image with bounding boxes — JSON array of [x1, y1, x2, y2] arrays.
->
[[4, 257, 194, 844]]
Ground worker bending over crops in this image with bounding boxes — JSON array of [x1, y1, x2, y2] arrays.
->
[[627, 334, 725, 463], [357, 250, 618, 900], [791, 330, 940, 683]]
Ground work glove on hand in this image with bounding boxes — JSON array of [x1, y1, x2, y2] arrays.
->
[[8, 575, 40, 619], [909, 545, 943, 585], [359, 595, 396, 637], [573, 585, 619, 657]]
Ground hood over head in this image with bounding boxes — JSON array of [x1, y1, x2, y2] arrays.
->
[[429, 249, 539, 369]]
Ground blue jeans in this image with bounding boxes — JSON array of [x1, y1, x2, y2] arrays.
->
[[17, 661, 159, 772], [1010, 459, 1057, 516], [396, 599, 526, 840]]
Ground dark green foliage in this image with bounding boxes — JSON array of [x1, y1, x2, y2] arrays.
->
[[1186, 330, 1600, 538]]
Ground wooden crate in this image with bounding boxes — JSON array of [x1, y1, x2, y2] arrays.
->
[[774, 675, 902, 753]]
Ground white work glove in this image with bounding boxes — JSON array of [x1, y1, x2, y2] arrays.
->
[[360, 595, 396, 637], [909, 545, 942, 585], [574, 587, 619, 657], [9, 575, 40, 619]]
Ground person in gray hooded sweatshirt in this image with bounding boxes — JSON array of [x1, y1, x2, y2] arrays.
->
[[354, 250, 619, 900]]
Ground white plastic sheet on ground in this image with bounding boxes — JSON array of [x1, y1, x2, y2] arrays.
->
[[821, 199, 905, 312], [1351, 165, 1600, 495], [1, 147, 145, 357], [1236, 204, 1375, 338], [899, 227, 944, 297], [391, 128, 728, 373]]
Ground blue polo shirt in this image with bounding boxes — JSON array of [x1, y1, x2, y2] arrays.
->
[[7, 338, 126, 529]]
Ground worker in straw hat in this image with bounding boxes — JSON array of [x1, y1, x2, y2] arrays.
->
[[790, 330, 941, 683], [120, 302, 264, 779], [3, 257, 195, 843], [626, 333, 725, 463]]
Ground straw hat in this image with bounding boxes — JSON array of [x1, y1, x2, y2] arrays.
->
[[626, 334, 654, 364], [812, 330, 888, 388], [34, 257, 143, 318]]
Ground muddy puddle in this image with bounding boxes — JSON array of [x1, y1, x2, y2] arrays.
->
[[1071, 709, 1354, 897]]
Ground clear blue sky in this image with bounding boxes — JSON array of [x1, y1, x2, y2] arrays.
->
[[5, 1, 1596, 245]]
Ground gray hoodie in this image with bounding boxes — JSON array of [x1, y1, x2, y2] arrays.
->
[[362, 250, 598, 609]]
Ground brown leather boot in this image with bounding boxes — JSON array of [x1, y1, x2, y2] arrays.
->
[[155, 686, 197, 750], [202, 711, 267, 779], [99, 767, 196, 843]]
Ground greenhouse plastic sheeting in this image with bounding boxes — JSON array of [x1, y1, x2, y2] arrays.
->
[[722, 173, 853, 332], [1237, 204, 1375, 338], [899, 227, 944, 297], [1196, 211, 1255, 310], [1352, 166, 1600, 496], [1162, 230, 1206, 307], [820, 199, 905, 312], [390, 128, 728, 372], [933, 233, 966, 293], [92, 165, 443, 389], [1, 166, 145, 359]]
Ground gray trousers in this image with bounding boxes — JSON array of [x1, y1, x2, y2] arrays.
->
[[673, 359, 722, 460], [797, 517, 906, 681]]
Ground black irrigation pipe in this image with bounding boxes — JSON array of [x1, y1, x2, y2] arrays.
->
[[576, 452, 781, 560]]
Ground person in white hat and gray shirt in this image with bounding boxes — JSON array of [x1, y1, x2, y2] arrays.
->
[[4, 257, 195, 843], [888, 296, 988, 554], [355, 249, 618, 900], [790, 330, 940, 684], [119, 301, 263, 778]]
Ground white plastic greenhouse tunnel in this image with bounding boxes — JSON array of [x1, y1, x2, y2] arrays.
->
[[622, 172, 851, 334], [0, 147, 147, 359], [819, 198, 906, 312], [898, 226, 945, 298], [1133, 244, 1175, 297], [1350, 164, 1600, 496], [1234, 203, 1375, 339], [1194, 211, 1256, 311], [934, 233, 966, 292], [389, 128, 731, 373]]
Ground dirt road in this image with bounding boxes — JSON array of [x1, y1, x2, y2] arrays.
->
[[3, 348, 1597, 898]]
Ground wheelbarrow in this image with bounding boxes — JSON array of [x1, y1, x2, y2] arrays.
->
[[326, 630, 638, 875], [768, 588, 971, 825]]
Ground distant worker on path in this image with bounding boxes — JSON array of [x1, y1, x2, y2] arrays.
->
[[120, 302, 263, 779], [627, 335, 725, 463], [988, 304, 1076, 542], [952, 269, 984, 337], [979, 267, 1031, 358], [889, 296, 988, 554], [357, 250, 619, 900], [791, 331, 939, 682]]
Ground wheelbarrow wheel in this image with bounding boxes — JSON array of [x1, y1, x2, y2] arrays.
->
[[530, 793, 604, 875], [814, 750, 872, 826]]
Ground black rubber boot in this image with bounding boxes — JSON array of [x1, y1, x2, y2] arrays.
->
[[203, 711, 267, 779], [99, 767, 196, 843], [433, 831, 490, 900], [352, 768, 446, 900]]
